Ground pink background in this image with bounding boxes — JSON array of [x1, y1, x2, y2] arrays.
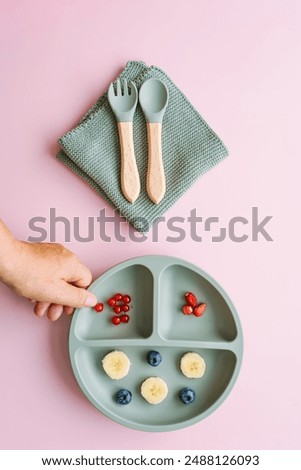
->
[[0, 0, 300, 450]]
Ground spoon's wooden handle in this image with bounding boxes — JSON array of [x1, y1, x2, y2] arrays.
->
[[146, 122, 166, 204], [118, 122, 140, 203]]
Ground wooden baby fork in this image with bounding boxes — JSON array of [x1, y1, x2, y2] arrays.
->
[[108, 79, 140, 204]]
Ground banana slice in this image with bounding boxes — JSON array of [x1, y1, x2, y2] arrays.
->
[[141, 377, 168, 404], [102, 350, 131, 380], [180, 352, 206, 378]]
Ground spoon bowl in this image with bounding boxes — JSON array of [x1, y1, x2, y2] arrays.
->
[[139, 78, 169, 123]]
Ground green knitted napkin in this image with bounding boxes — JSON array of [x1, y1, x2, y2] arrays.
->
[[57, 61, 228, 232]]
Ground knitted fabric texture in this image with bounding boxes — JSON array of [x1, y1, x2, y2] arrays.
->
[[57, 61, 228, 232]]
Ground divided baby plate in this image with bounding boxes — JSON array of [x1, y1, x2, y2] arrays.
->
[[69, 256, 243, 432]]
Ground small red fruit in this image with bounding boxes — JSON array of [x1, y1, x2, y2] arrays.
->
[[185, 292, 197, 307], [107, 298, 116, 307], [120, 314, 130, 323], [113, 305, 122, 314], [182, 305, 193, 315], [112, 316, 121, 325], [115, 293, 123, 301], [122, 295, 131, 304], [193, 303, 207, 317], [122, 304, 130, 312], [94, 303, 104, 313]]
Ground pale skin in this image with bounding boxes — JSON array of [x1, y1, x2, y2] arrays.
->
[[0, 220, 97, 321]]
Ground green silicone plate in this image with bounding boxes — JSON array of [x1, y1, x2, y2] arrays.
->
[[69, 256, 243, 432]]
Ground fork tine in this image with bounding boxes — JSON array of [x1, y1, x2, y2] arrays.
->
[[129, 81, 137, 97], [123, 79, 128, 95], [116, 79, 121, 96]]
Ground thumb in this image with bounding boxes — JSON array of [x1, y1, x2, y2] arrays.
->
[[57, 281, 97, 308]]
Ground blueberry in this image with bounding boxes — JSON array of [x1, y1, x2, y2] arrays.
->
[[147, 350, 162, 367], [115, 388, 132, 405], [179, 387, 196, 404]]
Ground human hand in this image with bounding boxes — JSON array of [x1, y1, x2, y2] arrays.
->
[[1, 238, 97, 321]]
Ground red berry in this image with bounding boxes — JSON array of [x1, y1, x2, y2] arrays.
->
[[182, 305, 193, 315], [193, 303, 207, 317], [113, 305, 122, 314], [185, 292, 197, 307], [122, 295, 131, 304], [107, 298, 116, 307], [120, 314, 129, 323], [122, 304, 130, 312], [112, 316, 121, 325], [94, 302, 104, 313], [115, 293, 123, 301]]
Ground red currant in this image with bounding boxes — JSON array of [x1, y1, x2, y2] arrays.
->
[[107, 298, 116, 307], [113, 305, 122, 314], [122, 304, 130, 312], [120, 314, 129, 323], [115, 293, 123, 301], [94, 303, 104, 313], [122, 295, 131, 304], [182, 305, 193, 315], [112, 316, 121, 325]]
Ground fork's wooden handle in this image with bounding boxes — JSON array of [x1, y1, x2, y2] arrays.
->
[[146, 122, 166, 204], [117, 122, 140, 203]]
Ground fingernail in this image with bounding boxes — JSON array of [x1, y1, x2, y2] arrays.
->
[[85, 294, 97, 307]]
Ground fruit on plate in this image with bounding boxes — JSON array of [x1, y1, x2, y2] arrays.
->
[[113, 305, 122, 314], [107, 293, 132, 324], [94, 302, 104, 312], [115, 388, 132, 405], [182, 305, 193, 315], [147, 350, 162, 367], [141, 377, 168, 404], [180, 352, 206, 378], [185, 292, 197, 307], [107, 298, 116, 307], [179, 387, 196, 404], [182, 291, 207, 318], [193, 303, 207, 317], [120, 314, 129, 323], [102, 350, 131, 380], [112, 316, 121, 325]]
